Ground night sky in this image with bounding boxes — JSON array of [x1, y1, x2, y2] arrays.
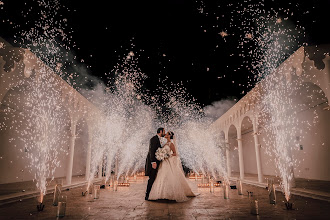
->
[[1, 0, 329, 107]]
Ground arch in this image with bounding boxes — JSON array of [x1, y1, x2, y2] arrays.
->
[[240, 116, 258, 178], [227, 124, 239, 177], [72, 117, 89, 181]]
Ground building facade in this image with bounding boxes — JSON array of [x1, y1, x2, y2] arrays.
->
[[0, 37, 101, 185], [210, 45, 330, 182]]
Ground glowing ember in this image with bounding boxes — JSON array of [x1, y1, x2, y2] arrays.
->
[[245, 33, 253, 39], [39, 191, 44, 203], [219, 31, 228, 38], [0, 0, 323, 202]]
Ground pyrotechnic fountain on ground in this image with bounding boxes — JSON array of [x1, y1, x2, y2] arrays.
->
[[0, 0, 329, 215], [0, 33, 231, 203], [210, 45, 330, 203], [201, 2, 330, 202], [2, 35, 329, 208]]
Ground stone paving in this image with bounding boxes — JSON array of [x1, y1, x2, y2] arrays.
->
[[0, 177, 329, 220], [229, 172, 330, 194]]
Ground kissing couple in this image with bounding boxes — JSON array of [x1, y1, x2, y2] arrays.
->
[[145, 127, 198, 202]]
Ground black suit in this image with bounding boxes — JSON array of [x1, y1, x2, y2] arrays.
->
[[145, 135, 161, 199]]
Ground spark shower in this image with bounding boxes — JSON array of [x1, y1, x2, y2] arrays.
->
[[0, 0, 321, 203]]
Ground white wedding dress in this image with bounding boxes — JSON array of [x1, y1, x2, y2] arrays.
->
[[148, 141, 198, 202]]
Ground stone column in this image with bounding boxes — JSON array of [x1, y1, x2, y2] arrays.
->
[[253, 119, 264, 183], [237, 131, 245, 180], [85, 135, 92, 181], [66, 120, 77, 185]]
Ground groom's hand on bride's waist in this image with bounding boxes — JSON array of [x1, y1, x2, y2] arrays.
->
[[152, 162, 157, 169]]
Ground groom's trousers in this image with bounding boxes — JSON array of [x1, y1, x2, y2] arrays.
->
[[146, 168, 157, 199]]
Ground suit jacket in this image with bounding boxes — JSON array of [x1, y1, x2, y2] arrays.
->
[[145, 135, 161, 176]]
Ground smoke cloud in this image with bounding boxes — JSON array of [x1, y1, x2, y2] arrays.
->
[[203, 99, 236, 121]]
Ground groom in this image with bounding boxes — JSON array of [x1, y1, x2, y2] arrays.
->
[[145, 127, 165, 200]]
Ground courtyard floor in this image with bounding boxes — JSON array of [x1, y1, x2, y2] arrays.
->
[[0, 176, 329, 219]]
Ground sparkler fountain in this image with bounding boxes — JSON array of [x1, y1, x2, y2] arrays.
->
[[16, 60, 67, 211], [260, 77, 298, 202], [3, 1, 320, 214], [1, 0, 255, 193], [77, 50, 230, 195], [1, 0, 78, 209], [214, 2, 313, 206], [84, 120, 107, 195]]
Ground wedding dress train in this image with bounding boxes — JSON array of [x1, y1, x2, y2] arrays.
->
[[148, 142, 198, 202]]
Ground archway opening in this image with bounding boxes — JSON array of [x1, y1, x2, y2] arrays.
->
[[241, 116, 257, 180], [228, 124, 239, 178], [72, 117, 89, 182]]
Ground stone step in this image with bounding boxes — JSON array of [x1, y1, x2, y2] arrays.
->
[[228, 177, 330, 202], [0, 179, 103, 206]]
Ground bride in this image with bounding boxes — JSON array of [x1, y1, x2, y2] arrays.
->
[[148, 131, 198, 202]]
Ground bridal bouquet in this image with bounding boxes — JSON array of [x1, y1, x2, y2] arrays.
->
[[155, 147, 172, 161]]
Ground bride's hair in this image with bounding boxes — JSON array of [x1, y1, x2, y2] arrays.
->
[[168, 131, 174, 139]]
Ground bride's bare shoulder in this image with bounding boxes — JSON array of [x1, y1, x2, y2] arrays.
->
[[169, 142, 176, 153]]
